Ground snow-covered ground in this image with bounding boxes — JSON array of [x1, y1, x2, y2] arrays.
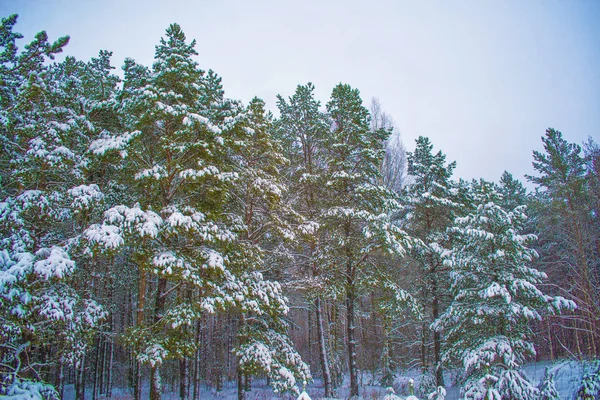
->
[[63, 359, 590, 399]]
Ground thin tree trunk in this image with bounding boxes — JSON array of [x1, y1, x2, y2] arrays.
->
[[150, 277, 168, 400], [237, 366, 245, 400], [346, 260, 358, 398], [180, 357, 189, 399], [431, 276, 444, 388], [75, 352, 86, 400], [381, 317, 392, 387], [58, 361, 65, 400], [547, 318, 555, 361], [93, 336, 101, 400], [106, 336, 114, 397], [574, 319, 583, 359], [421, 321, 428, 372], [193, 320, 201, 400], [316, 297, 333, 397], [135, 270, 148, 400]]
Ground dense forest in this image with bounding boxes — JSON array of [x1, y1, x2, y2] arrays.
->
[[1, 15, 599, 400]]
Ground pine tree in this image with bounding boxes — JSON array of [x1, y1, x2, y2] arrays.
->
[[322, 83, 409, 398], [86, 24, 307, 399], [228, 97, 310, 398], [0, 15, 106, 398], [404, 136, 460, 387], [576, 361, 600, 400], [435, 181, 575, 399], [276, 82, 336, 396], [527, 128, 599, 357], [538, 367, 559, 400]]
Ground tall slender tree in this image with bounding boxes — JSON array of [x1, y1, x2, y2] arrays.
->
[[527, 128, 599, 357], [276, 83, 336, 396], [322, 83, 409, 398], [403, 136, 459, 387]]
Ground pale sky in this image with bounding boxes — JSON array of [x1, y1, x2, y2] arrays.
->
[[3, 0, 599, 187]]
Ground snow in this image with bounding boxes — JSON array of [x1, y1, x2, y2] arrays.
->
[[89, 130, 140, 156], [67, 184, 104, 210], [2, 379, 59, 400], [56, 361, 591, 400], [33, 246, 75, 280], [104, 205, 162, 238], [0, 251, 34, 290], [182, 112, 222, 134], [84, 224, 123, 250]]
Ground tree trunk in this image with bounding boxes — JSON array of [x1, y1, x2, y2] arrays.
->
[[237, 366, 245, 400], [135, 270, 148, 400], [346, 261, 358, 398], [150, 277, 168, 400], [421, 321, 428, 372], [75, 353, 86, 400], [93, 335, 101, 400], [316, 297, 333, 397], [193, 320, 201, 400], [106, 336, 114, 397], [58, 361, 65, 400], [431, 276, 444, 388], [381, 317, 393, 387], [180, 357, 189, 399], [150, 365, 162, 400]]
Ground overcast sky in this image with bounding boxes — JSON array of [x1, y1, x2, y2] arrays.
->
[[3, 0, 599, 187]]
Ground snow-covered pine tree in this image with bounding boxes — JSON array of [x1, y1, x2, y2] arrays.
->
[[276, 82, 337, 396], [86, 23, 307, 399], [538, 367, 559, 400], [322, 83, 410, 398], [576, 360, 600, 400], [0, 15, 106, 398], [435, 180, 575, 399], [404, 136, 460, 387], [526, 128, 599, 357], [227, 97, 310, 398], [86, 23, 231, 400]]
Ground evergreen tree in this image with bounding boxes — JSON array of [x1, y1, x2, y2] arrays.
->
[[228, 97, 310, 398], [276, 83, 337, 396], [322, 83, 409, 398], [86, 24, 306, 399], [404, 136, 460, 387], [0, 15, 106, 398], [538, 367, 559, 400], [526, 128, 599, 357], [435, 181, 574, 399], [576, 361, 600, 400]]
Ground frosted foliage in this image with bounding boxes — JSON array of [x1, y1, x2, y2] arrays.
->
[[84, 224, 123, 250], [138, 343, 168, 367], [236, 329, 311, 395], [2, 379, 59, 400], [576, 362, 600, 399], [427, 386, 446, 400], [89, 130, 140, 156], [33, 246, 75, 280], [67, 184, 104, 210], [383, 387, 402, 400], [0, 251, 34, 290], [538, 368, 559, 400], [437, 182, 574, 400], [462, 375, 501, 400], [496, 369, 539, 399], [104, 205, 162, 239]]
